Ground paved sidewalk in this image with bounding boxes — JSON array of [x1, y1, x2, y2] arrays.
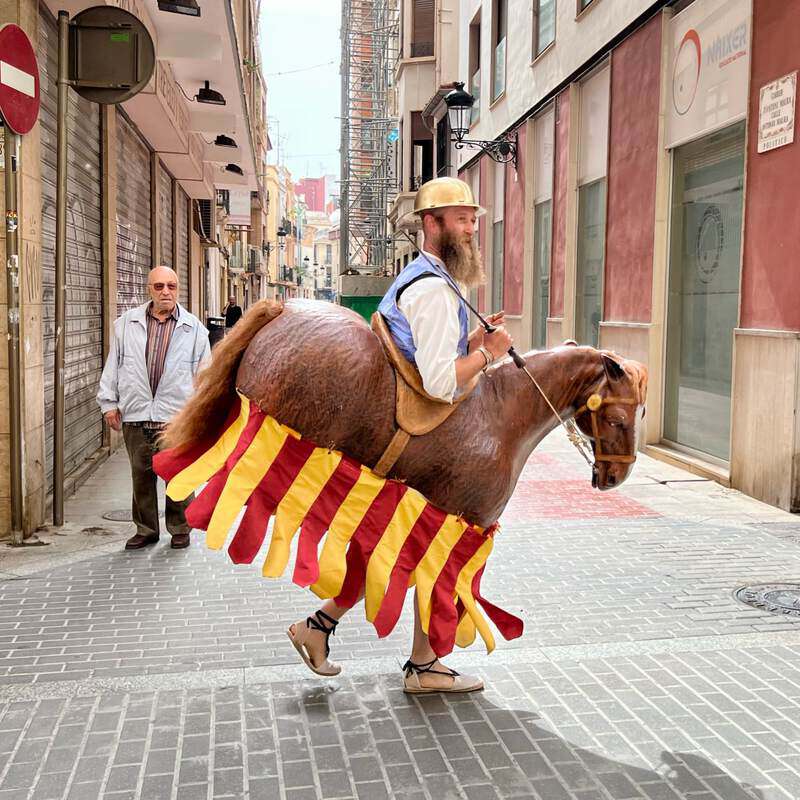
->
[[1, 434, 800, 800]]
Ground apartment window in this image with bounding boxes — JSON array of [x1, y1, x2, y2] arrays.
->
[[491, 0, 507, 102], [533, 0, 556, 58], [577, 0, 594, 11], [469, 14, 481, 125], [491, 162, 505, 313], [411, 111, 433, 189], [575, 66, 610, 347], [325, 245, 332, 263], [532, 108, 554, 348], [411, 0, 434, 57]]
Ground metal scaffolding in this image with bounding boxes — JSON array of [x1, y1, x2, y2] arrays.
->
[[339, 0, 399, 275]]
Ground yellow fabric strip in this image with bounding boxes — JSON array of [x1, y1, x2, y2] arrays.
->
[[413, 516, 469, 635], [166, 396, 251, 501], [454, 537, 496, 653], [364, 489, 429, 622], [263, 447, 342, 578], [311, 466, 385, 599], [206, 416, 288, 550], [455, 610, 477, 649]]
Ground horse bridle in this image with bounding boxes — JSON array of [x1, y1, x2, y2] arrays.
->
[[574, 393, 640, 466]]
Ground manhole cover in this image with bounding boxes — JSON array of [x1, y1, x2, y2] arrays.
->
[[735, 584, 800, 617], [102, 509, 164, 521]]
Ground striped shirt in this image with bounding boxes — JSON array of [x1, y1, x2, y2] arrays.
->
[[145, 303, 179, 397]]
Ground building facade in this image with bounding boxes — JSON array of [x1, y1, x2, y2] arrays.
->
[[388, 0, 800, 513], [0, 0, 270, 537]]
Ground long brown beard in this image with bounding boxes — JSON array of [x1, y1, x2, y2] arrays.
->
[[440, 231, 485, 288]]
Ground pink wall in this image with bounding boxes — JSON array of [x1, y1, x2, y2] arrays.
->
[[740, 0, 800, 331], [478, 155, 490, 313], [550, 89, 570, 318], [295, 177, 326, 213], [503, 126, 526, 316], [604, 14, 661, 322]]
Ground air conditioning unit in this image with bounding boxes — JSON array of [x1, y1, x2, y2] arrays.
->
[[216, 189, 230, 213]]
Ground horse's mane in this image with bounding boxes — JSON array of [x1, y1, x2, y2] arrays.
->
[[161, 300, 284, 453]]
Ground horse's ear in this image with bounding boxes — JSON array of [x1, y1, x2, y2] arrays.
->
[[601, 353, 626, 383], [563, 339, 578, 347]]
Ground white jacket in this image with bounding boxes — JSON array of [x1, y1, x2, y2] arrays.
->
[[96, 303, 211, 423]]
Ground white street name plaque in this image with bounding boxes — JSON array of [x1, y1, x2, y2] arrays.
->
[[758, 71, 797, 154]]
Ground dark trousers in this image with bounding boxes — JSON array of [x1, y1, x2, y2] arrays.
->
[[123, 424, 193, 537]]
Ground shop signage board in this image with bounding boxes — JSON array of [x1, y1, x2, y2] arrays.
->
[[0, 24, 40, 135], [667, 0, 750, 149], [758, 72, 797, 154]]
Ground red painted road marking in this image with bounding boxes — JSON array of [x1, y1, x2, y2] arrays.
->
[[502, 479, 658, 522]]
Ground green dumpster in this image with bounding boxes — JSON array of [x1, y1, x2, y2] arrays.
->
[[338, 275, 394, 322]]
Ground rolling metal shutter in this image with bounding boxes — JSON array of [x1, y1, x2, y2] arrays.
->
[[38, 9, 105, 491], [116, 112, 152, 314], [158, 159, 174, 270], [177, 188, 190, 307]]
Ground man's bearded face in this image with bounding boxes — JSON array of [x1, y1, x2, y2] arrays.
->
[[435, 213, 485, 288]]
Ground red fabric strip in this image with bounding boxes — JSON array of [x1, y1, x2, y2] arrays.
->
[[428, 527, 488, 657], [184, 405, 266, 531], [227, 435, 315, 564], [472, 566, 524, 641], [334, 481, 407, 609], [227, 491, 271, 565], [154, 404, 240, 483], [293, 457, 362, 587], [372, 504, 447, 638]]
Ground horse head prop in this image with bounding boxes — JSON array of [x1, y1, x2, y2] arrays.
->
[[561, 348, 648, 492]]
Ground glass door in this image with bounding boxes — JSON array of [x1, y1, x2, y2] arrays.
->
[[664, 122, 745, 461]]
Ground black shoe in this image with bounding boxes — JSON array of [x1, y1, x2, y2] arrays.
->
[[125, 533, 160, 550], [170, 533, 190, 549]]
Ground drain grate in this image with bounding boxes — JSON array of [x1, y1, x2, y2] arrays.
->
[[735, 584, 800, 617]]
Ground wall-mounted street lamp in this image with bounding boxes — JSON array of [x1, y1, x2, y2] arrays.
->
[[196, 80, 226, 106], [276, 226, 288, 250], [444, 82, 518, 168], [158, 0, 201, 16]]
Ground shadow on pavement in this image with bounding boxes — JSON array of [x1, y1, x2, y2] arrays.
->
[[295, 680, 766, 800]]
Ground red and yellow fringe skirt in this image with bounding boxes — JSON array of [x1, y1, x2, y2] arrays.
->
[[153, 394, 523, 657]]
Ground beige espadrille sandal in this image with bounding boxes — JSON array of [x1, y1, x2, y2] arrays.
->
[[402, 658, 484, 694], [287, 609, 342, 677]]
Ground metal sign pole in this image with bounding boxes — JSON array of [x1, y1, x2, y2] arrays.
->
[[53, 10, 69, 526], [4, 122, 24, 544]]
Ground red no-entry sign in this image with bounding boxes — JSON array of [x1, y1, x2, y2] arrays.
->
[[0, 23, 40, 135]]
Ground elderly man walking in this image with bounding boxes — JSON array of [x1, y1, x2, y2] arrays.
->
[[97, 267, 210, 550]]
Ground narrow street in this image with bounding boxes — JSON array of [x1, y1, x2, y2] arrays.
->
[[2, 436, 800, 800]]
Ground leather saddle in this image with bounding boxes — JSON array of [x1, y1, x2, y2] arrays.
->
[[370, 312, 478, 476]]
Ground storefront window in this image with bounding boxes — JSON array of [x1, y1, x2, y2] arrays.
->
[[533, 200, 551, 348], [575, 178, 606, 347], [664, 122, 745, 461]]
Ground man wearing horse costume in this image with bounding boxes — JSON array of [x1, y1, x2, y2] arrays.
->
[[154, 178, 648, 694]]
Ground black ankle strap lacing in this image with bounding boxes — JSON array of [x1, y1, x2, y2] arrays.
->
[[401, 658, 460, 679], [307, 610, 338, 658]]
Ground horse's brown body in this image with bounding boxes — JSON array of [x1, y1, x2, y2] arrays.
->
[[229, 300, 645, 527]]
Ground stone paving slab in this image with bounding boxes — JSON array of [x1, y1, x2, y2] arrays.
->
[[3, 644, 800, 800], [1, 433, 800, 799], [2, 510, 800, 686]]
